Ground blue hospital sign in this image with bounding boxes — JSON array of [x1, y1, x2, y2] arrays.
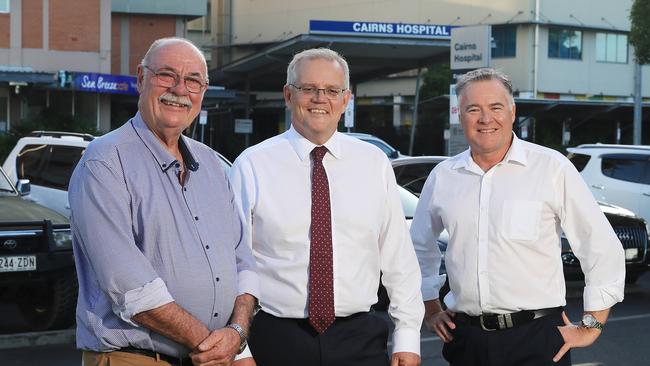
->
[[309, 20, 452, 39]]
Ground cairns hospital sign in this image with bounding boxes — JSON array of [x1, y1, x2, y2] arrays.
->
[[309, 20, 452, 39]]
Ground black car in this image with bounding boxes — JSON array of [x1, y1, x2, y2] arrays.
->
[[0, 166, 77, 330], [391, 156, 650, 284]]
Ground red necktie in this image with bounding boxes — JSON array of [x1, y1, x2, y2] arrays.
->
[[308, 146, 335, 334]]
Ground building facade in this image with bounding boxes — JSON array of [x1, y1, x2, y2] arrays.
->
[[0, 0, 205, 133], [206, 0, 650, 155]]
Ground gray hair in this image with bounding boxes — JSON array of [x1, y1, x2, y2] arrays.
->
[[456, 68, 514, 105], [141, 37, 208, 82], [286, 48, 350, 89]]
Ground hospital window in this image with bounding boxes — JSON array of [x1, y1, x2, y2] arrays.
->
[[596, 32, 628, 63], [492, 26, 517, 58], [548, 28, 582, 60]]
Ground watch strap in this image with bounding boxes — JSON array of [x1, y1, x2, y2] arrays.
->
[[226, 323, 247, 354]]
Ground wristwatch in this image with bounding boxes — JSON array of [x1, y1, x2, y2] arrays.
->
[[580, 314, 604, 330], [226, 323, 248, 354]]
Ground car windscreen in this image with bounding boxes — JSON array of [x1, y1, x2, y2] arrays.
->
[[0, 169, 17, 195]]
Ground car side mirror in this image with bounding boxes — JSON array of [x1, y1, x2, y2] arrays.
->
[[391, 150, 400, 159], [16, 179, 31, 196]]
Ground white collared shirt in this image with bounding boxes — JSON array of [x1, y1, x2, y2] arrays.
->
[[411, 134, 625, 315], [229, 126, 424, 354]]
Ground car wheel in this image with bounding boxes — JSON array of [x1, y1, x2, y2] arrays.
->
[[19, 271, 78, 330]]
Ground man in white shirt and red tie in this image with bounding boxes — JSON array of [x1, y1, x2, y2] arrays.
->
[[228, 48, 424, 366], [410, 68, 625, 366]]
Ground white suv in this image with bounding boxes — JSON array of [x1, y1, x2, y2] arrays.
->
[[2, 131, 93, 217], [566, 144, 650, 224], [3, 130, 234, 217]]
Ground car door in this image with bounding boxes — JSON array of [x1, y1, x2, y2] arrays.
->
[[596, 154, 648, 222]]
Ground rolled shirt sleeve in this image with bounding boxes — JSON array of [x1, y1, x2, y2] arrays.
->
[[556, 162, 626, 311], [378, 161, 425, 355], [70, 159, 173, 324]]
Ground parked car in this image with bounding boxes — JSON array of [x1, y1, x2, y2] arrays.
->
[[2, 131, 231, 217], [344, 132, 406, 160], [0, 165, 77, 330], [390, 155, 649, 285], [566, 144, 650, 225], [561, 202, 649, 284], [2, 131, 93, 217], [392, 156, 447, 196]]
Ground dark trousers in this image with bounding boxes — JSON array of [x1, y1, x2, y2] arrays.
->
[[442, 310, 571, 366], [249, 310, 390, 366]]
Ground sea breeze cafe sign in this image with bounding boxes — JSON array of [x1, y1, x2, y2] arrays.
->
[[73, 73, 138, 95], [309, 20, 451, 39]]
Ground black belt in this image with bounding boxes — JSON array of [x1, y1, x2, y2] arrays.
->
[[118, 347, 192, 366], [456, 307, 562, 331]]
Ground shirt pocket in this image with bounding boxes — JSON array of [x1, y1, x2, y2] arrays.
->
[[502, 200, 542, 242]]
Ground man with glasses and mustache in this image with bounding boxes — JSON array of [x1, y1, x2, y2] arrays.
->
[[69, 37, 259, 366], [228, 48, 424, 366]]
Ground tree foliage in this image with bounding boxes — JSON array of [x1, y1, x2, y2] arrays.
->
[[630, 0, 650, 64]]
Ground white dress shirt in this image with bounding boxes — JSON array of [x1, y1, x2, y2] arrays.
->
[[411, 134, 625, 315], [229, 126, 424, 354]]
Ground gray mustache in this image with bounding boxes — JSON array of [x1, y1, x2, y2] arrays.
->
[[159, 93, 192, 108]]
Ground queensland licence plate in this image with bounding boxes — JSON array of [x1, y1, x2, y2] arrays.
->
[[0, 256, 37, 272]]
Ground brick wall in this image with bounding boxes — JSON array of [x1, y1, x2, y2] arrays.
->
[[22, 0, 43, 49], [49, 0, 100, 52], [128, 15, 176, 74], [111, 14, 121, 74], [0, 13, 9, 48]]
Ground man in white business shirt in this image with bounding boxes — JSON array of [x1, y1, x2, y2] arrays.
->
[[228, 48, 424, 366], [410, 68, 625, 366]]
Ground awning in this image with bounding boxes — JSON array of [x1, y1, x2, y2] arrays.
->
[[0, 66, 56, 84], [209, 33, 450, 91]]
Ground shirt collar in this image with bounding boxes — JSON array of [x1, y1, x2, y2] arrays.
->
[[452, 132, 527, 171], [286, 125, 342, 162], [131, 112, 200, 172]]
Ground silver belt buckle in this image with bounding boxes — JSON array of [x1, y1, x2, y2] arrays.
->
[[480, 313, 514, 331], [479, 315, 496, 331]]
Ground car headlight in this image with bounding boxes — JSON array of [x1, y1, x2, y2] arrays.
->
[[53, 229, 72, 250]]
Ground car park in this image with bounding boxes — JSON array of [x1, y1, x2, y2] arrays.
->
[[390, 155, 649, 285], [2, 131, 232, 217], [566, 144, 650, 225], [344, 132, 407, 160], [0, 165, 76, 330]]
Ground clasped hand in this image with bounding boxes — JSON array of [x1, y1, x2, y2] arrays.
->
[[189, 327, 242, 366]]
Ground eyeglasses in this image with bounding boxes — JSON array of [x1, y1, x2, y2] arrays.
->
[[289, 83, 347, 100], [143, 65, 208, 94]]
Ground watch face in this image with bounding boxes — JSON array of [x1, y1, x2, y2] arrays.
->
[[582, 314, 596, 326]]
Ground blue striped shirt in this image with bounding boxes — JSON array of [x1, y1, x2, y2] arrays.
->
[[69, 113, 258, 357]]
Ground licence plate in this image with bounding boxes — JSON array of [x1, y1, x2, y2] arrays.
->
[[0, 256, 37, 272], [625, 248, 639, 261]]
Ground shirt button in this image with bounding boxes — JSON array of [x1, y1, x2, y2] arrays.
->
[[162, 163, 167, 167], [183, 187, 187, 191], [215, 277, 220, 282], [175, 163, 181, 168], [214, 313, 218, 317], [195, 216, 199, 220], [206, 245, 210, 249]]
